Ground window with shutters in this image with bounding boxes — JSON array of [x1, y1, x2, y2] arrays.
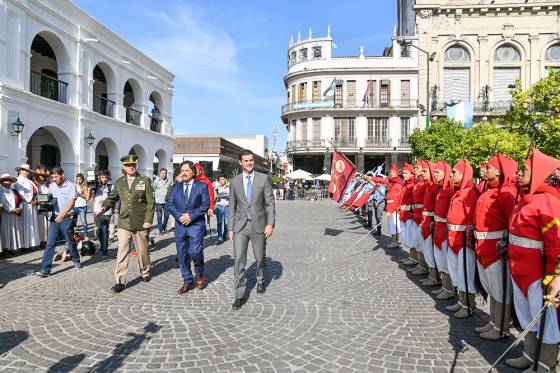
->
[[301, 119, 308, 141], [287, 90, 290, 105], [545, 44, 560, 76], [334, 81, 343, 108], [365, 80, 377, 108], [312, 81, 321, 102], [312, 118, 321, 140], [375, 118, 388, 143], [443, 45, 471, 103], [380, 80, 390, 108], [346, 80, 356, 107], [401, 80, 410, 108], [400, 117, 410, 142], [493, 44, 521, 102], [299, 48, 308, 61], [298, 82, 307, 103], [334, 118, 341, 141], [313, 46, 322, 58], [367, 118, 375, 141], [291, 120, 297, 141], [291, 85, 296, 104], [348, 119, 355, 142]]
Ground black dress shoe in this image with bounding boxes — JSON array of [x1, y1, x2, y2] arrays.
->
[[111, 283, 125, 293], [143, 275, 151, 283], [257, 283, 266, 294], [232, 298, 244, 310]]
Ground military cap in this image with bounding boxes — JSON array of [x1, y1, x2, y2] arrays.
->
[[120, 154, 138, 165]]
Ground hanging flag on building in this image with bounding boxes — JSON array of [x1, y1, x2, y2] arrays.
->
[[329, 150, 357, 202], [323, 78, 336, 98], [362, 80, 373, 106]]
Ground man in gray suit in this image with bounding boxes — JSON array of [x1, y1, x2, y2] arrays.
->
[[228, 149, 275, 310]]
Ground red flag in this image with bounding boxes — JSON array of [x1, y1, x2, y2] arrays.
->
[[352, 189, 375, 209], [329, 150, 357, 202], [343, 184, 364, 207]]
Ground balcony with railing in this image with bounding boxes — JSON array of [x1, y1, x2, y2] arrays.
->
[[125, 107, 141, 126], [398, 138, 411, 148], [93, 94, 115, 117], [29, 71, 68, 104], [432, 101, 511, 115], [333, 138, 357, 148], [149, 115, 162, 133], [287, 139, 328, 151], [281, 99, 418, 115], [365, 138, 391, 148]]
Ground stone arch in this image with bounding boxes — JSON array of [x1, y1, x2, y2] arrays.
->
[[28, 30, 72, 73], [147, 91, 164, 133], [95, 137, 120, 178], [543, 40, 560, 75], [92, 62, 118, 117], [490, 41, 524, 101], [25, 125, 74, 174], [441, 41, 475, 103], [122, 78, 143, 125], [153, 148, 169, 176], [129, 144, 149, 175]]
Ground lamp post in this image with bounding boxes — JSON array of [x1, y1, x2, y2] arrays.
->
[[398, 39, 436, 127], [11, 116, 24, 135]]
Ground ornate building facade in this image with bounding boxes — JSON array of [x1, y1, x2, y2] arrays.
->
[[281, 29, 419, 174], [412, 0, 560, 122]]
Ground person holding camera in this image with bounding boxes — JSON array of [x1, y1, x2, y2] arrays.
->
[[92, 170, 113, 258], [34, 165, 50, 248], [0, 174, 23, 254], [37, 167, 81, 277]]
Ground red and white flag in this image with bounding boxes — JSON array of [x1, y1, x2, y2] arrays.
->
[[329, 150, 357, 202]]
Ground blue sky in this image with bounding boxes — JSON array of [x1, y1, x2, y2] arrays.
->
[[74, 0, 397, 151]]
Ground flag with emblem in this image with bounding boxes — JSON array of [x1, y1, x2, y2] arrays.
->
[[329, 150, 357, 202]]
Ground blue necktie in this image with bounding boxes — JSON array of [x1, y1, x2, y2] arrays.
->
[[246, 176, 252, 202]]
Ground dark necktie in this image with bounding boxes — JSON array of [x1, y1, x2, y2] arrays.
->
[[184, 182, 191, 202]]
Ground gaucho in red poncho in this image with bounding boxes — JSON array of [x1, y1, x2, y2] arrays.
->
[[504, 148, 560, 371], [445, 159, 480, 319], [473, 153, 517, 340], [419, 161, 441, 287], [408, 160, 428, 275], [398, 163, 417, 265]]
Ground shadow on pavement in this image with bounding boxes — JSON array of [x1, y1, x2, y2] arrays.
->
[[89, 322, 161, 373], [0, 330, 28, 355], [244, 257, 283, 302], [47, 353, 86, 373]]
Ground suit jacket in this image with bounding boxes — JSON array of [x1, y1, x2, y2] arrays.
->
[[102, 174, 154, 231], [166, 180, 210, 237], [228, 171, 275, 234]]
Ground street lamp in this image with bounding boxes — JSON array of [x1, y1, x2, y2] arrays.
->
[[398, 39, 436, 127], [85, 132, 95, 146], [11, 116, 24, 135]]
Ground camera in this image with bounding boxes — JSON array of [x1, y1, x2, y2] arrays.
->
[[37, 193, 55, 214]]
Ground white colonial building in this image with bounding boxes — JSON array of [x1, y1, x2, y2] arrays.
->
[[0, 0, 174, 179], [412, 0, 560, 122], [281, 28, 419, 174]]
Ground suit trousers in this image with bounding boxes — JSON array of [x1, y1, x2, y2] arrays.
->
[[115, 228, 151, 284], [175, 231, 204, 285], [233, 220, 266, 299]]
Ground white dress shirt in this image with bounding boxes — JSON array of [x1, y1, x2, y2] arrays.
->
[[183, 180, 194, 200], [242, 171, 255, 199]]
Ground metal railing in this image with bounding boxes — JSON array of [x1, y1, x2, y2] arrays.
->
[[333, 138, 357, 148], [93, 94, 115, 117], [149, 115, 162, 133], [398, 138, 411, 148], [282, 99, 418, 114], [125, 107, 141, 126], [365, 139, 391, 148], [30, 70, 68, 104], [432, 100, 512, 114], [287, 140, 327, 151]]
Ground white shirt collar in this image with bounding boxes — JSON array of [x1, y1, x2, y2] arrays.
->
[[243, 171, 254, 178]]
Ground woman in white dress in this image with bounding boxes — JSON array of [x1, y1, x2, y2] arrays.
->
[[14, 164, 40, 249], [0, 174, 23, 253], [34, 165, 50, 247]]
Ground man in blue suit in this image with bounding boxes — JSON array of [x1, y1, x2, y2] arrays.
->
[[167, 160, 210, 294]]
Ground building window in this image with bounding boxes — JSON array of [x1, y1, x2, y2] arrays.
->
[[312, 118, 321, 140], [348, 118, 355, 142], [493, 44, 521, 102], [443, 45, 471, 104], [290, 51, 297, 66], [291, 85, 296, 104], [401, 44, 410, 57], [298, 82, 307, 103], [367, 118, 375, 141], [400, 117, 410, 142], [380, 80, 390, 108], [291, 120, 297, 141], [299, 48, 308, 61], [301, 118, 308, 141], [364, 80, 377, 108], [346, 80, 356, 107], [334, 119, 341, 141], [545, 43, 560, 75], [312, 46, 322, 58], [334, 80, 343, 108], [312, 81, 321, 102], [374, 118, 388, 143], [401, 80, 410, 108]]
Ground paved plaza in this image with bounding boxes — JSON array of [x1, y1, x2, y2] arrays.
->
[[0, 200, 520, 372]]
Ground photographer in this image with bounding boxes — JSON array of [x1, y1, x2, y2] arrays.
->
[[37, 166, 81, 277], [34, 165, 50, 248], [91, 170, 113, 258], [0, 174, 23, 254]]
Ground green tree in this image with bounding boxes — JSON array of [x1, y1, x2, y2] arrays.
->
[[503, 69, 560, 158], [408, 118, 465, 165]]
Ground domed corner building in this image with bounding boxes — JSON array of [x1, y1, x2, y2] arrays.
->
[[0, 0, 175, 180]]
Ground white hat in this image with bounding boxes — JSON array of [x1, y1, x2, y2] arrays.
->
[[0, 173, 17, 182], [15, 164, 33, 173]]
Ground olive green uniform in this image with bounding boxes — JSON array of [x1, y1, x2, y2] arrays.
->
[[103, 173, 155, 284]]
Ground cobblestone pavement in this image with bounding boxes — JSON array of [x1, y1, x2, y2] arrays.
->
[[0, 200, 520, 372]]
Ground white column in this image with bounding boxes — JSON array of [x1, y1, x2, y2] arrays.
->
[[356, 115, 367, 147]]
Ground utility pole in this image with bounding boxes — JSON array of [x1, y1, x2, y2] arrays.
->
[[272, 126, 279, 152]]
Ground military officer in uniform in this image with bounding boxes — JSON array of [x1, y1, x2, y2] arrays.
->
[[96, 155, 155, 292]]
